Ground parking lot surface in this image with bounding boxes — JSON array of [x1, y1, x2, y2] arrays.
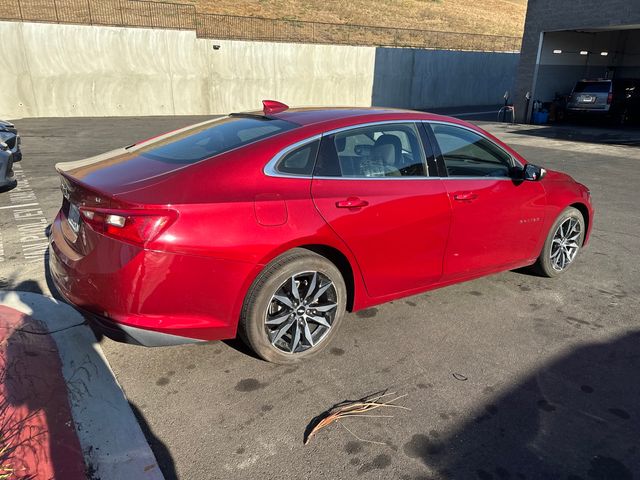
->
[[1, 116, 639, 479]]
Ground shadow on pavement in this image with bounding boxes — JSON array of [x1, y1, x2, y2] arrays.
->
[[416, 330, 640, 479], [504, 123, 640, 148], [130, 402, 178, 480]]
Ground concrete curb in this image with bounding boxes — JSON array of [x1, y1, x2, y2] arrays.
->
[[0, 290, 163, 479]]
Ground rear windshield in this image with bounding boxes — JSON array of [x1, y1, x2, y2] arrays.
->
[[135, 116, 298, 164], [573, 81, 611, 93]]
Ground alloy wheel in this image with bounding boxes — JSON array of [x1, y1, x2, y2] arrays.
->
[[550, 217, 581, 271], [265, 271, 338, 354]]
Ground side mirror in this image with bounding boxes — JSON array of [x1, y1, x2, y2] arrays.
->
[[523, 163, 547, 181]]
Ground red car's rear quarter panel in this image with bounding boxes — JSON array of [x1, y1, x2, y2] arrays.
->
[[49, 211, 258, 340]]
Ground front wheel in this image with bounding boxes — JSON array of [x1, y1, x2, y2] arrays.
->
[[239, 249, 347, 363], [533, 207, 585, 277]]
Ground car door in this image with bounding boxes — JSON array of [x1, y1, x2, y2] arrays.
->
[[426, 122, 546, 279], [311, 121, 451, 298]]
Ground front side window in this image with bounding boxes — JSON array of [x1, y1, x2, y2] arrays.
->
[[431, 124, 512, 178], [314, 123, 427, 178]]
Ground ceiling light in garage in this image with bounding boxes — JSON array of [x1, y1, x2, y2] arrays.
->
[[553, 49, 562, 54], [580, 50, 589, 55], [600, 51, 609, 56]]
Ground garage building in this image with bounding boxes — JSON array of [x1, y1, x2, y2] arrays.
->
[[513, 0, 640, 123]]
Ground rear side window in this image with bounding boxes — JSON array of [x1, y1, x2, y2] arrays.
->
[[275, 140, 319, 176], [573, 81, 611, 93], [135, 116, 297, 164], [314, 123, 427, 178]]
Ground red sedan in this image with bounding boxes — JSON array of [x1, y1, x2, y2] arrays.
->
[[49, 102, 593, 363]]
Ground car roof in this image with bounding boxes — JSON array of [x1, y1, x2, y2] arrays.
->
[[239, 106, 451, 127]]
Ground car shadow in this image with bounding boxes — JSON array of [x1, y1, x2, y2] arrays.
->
[[503, 122, 640, 147], [129, 402, 178, 480], [411, 330, 640, 479]]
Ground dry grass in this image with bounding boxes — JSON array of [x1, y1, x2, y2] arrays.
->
[[190, 0, 527, 37]]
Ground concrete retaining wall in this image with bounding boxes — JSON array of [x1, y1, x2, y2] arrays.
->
[[372, 49, 519, 109], [1, 21, 519, 118]]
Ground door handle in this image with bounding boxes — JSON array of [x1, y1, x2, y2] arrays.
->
[[453, 192, 478, 202], [336, 197, 369, 209]]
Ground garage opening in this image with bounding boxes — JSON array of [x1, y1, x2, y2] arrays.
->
[[530, 26, 640, 127]]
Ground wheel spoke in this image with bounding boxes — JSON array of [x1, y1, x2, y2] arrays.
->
[[313, 302, 337, 313], [310, 282, 332, 303], [304, 272, 318, 301], [302, 321, 314, 347], [291, 276, 300, 301], [289, 322, 301, 352], [308, 314, 331, 328], [266, 313, 291, 326], [271, 319, 294, 344], [274, 294, 294, 309]]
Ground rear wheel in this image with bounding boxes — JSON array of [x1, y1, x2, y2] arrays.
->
[[533, 207, 585, 277], [239, 249, 347, 363]]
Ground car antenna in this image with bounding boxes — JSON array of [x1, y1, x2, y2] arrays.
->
[[262, 100, 289, 115]]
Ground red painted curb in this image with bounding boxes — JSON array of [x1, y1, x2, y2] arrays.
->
[[0, 305, 85, 479]]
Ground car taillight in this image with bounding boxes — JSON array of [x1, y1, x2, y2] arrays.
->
[[80, 207, 177, 246], [607, 92, 613, 104]]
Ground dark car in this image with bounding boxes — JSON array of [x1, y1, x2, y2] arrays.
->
[[567, 78, 640, 124], [0, 120, 22, 163], [0, 147, 16, 190]]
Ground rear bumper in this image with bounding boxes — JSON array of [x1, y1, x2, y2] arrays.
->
[[566, 106, 610, 114], [81, 307, 205, 347], [49, 212, 259, 345]]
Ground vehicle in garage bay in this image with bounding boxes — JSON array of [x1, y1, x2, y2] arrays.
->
[[567, 78, 640, 124], [48, 101, 594, 363]]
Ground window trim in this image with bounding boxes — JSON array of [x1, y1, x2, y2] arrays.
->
[[425, 120, 523, 180], [263, 119, 523, 181], [264, 120, 437, 180], [264, 134, 322, 178]]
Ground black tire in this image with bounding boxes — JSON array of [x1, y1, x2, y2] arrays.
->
[[239, 248, 347, 364], [533, 207, 585, 278]]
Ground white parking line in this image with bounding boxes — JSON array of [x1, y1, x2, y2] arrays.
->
[[0, 203, 39, 210]]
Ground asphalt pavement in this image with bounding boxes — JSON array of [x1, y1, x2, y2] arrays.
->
[[1, 114, 639, 479]]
